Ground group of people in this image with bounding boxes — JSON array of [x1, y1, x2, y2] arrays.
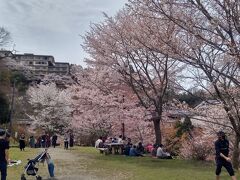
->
[[95, 132, 237, 180], [95, 135, 172, 158], [35, 133, 58, 148], [17, 132, 76, 150], [95, 135, 123, 148], [125, 141, 145, 157], [17, 133, 59, 150], [95, 135, 145, 157]]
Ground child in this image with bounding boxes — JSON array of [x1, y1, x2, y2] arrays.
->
[[46, 153, 55, 178]]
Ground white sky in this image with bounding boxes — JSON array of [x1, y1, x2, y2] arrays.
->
[[0, 0, 128, 66]]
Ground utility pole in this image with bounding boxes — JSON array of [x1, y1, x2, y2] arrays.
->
[[121, 95, 125, 139], [122, 123, 125, 139], [8, 80, 15, 133]]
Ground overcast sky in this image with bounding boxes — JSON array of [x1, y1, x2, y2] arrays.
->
[[0, 0, 128, 66]]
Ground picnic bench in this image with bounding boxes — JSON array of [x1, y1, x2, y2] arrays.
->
[[96, 142, 125, 155], [97, 147, 110, 155]]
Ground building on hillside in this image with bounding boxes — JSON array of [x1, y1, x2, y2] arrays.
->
[[0, 50, 14, 58], [15, 53, 70, 75], [0, 50, 70, 76], [145, 109, 192, 128], [190, 100, 232, 134], [163, 100, 225, 129], [194, 100, 220, 111]]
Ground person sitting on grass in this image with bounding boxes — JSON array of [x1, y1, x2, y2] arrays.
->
[[105, 137, 112, 144], [112, 137, 118, 143], [146, 144, 154, 153], [151, 144, 158, 158], [129, 145, 143, 157], [137, 142, 145, 154], [156, 144, 172, 159], [124, 142, 132, 156]]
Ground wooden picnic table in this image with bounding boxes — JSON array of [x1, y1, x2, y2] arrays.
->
[[107, 143, 124, 155]]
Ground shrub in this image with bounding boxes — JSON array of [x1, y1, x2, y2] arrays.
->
[[180, 136, 214, 161]]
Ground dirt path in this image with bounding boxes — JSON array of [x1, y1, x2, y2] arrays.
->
[[43, 148, 101, 180]]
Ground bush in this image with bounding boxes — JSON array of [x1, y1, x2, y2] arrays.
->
[[180, 136, 214, 161]]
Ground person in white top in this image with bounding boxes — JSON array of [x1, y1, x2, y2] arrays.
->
[[156, 144, 172, 159], [95, 137, 103, 148], [118, 135, 123, 143]]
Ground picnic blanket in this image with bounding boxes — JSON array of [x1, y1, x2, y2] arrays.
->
[[8, 160, 22, 167]]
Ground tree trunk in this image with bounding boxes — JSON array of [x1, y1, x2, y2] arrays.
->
[[153, 118, 162, 145], [232, 133, 240, 169]]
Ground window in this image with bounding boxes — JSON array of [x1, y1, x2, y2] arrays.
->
[[29, 61, 33, 65]]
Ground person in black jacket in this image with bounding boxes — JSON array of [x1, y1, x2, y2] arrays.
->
[[69, 133, 74, 148], [19, 133, 26, 151], [215, 131, 236, 180], [52, 134, 58, 148], [0, 129, 9, 180]]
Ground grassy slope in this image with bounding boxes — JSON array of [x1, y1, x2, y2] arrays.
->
[[8, 147, 238, 180]]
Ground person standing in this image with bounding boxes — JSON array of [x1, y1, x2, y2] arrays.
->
[[46, 133, 51, 148], [52, 134, 58, 148], [215, 131, 237, 180], [64, 134, 69, 150], [0, 129, 10, 180], [41, 134, 46, 148], [69, 133, 74, 149], [19, 133, 26, 151], [95, 137, 103, 148], [29, 136, 35, 148]]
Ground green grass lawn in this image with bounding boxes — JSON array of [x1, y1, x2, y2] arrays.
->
[[8, 147, 239, 180], [73, 147, 238, 180]]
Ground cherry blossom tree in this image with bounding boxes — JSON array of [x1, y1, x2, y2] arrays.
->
[[83, 9, 182, 144], [126, 0, 240, 167], [26, 83, 73, 134], [131, 0, 240, 65], [70, 66, 154, 143], [0, 27, 10, 48]]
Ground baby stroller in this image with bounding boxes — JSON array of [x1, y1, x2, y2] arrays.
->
[[21, 149, 48, 180]]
